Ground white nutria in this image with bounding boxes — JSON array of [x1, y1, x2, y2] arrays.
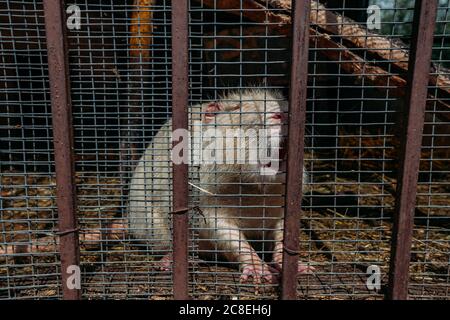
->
[[128, 88, 312, 284]]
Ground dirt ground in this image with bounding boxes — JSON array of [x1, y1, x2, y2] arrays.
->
[[1, 163, 448, 299]]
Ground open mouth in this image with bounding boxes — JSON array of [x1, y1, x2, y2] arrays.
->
[[260, 137, 287, 169]]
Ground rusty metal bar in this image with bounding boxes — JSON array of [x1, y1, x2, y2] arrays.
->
[[281, 0, 311, 300], [387, 0, 438, 300], [171, 0, 190, 300], [43, 0, 81, 300]]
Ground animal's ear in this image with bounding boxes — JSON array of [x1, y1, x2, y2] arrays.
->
[[203, 102, 222, 123]]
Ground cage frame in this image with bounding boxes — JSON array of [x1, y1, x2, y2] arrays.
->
[[12, 0, 440, 300]]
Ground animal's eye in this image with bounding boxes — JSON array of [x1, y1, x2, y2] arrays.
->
[[271, 113, 282, 120]]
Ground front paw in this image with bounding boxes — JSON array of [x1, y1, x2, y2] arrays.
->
[[154, 254, 172, 271], [240, 262, 277, 284]]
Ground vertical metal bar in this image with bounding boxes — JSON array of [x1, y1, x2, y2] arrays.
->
[[281, 0, 311, 300], [387, 0, 437, 300], [43, 0, 81, 300], [171, 0, 189, 300]]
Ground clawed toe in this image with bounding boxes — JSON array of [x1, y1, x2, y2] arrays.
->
[[240, 263, 276, 284]]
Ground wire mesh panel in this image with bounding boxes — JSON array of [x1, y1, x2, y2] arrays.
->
[[68, 0, 175, 299], [300, 1, 404, 299], [0, 0, 62, 299], [186, 1, 296, 299]]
